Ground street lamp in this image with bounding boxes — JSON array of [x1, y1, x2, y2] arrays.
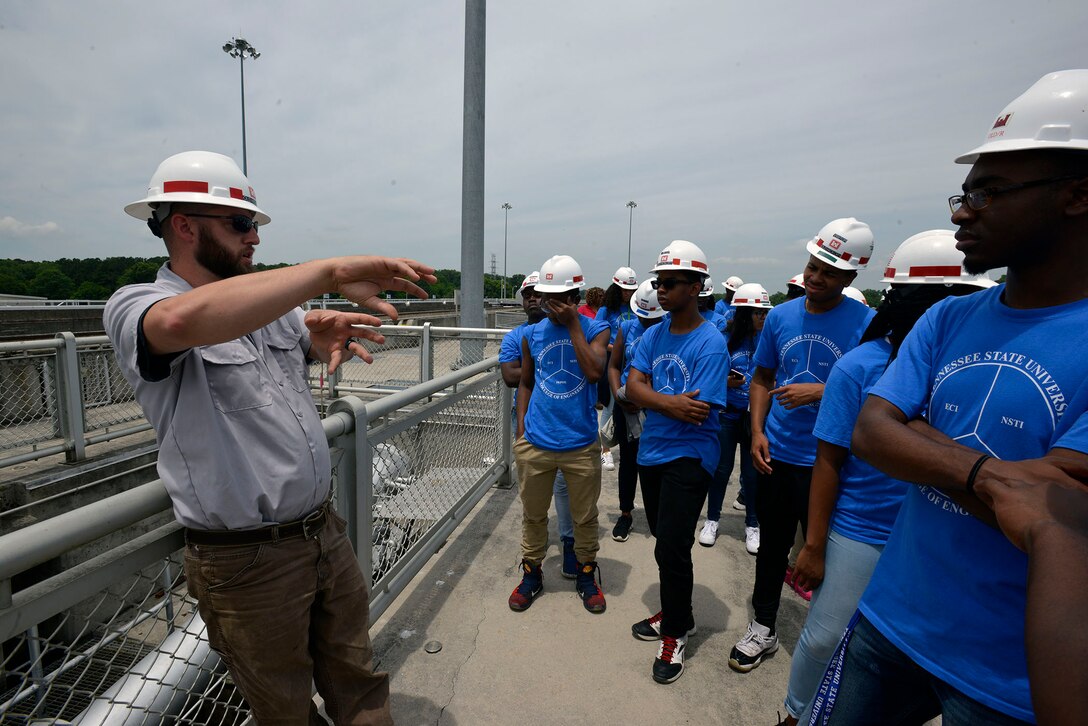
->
[[501, 203, 512, 300], [222, 37, 260, 175], [626, 201, 637, 267]]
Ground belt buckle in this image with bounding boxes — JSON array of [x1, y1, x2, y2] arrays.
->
[[301, 508, 324, 539]]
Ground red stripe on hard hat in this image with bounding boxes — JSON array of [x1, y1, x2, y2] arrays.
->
[[163, 180, 209, 193], [573, 275, 584, 283], [884, 267, 896, 277], [909, 265, 963, 276], [691, 260, 708, 270], [859, 256, 870, 265], [229, 187, 245, 199], [840, 252, 853, 261]]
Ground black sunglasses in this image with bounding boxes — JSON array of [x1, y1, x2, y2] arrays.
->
[[184, 213, 259, 234], [650, 277, 694, 291]]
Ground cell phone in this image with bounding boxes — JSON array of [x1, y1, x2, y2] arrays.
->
[[729, 369, 745, 380]]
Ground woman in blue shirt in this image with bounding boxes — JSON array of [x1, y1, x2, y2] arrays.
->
[[780, 230, 995, 726]]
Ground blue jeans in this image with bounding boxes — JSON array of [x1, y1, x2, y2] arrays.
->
[[553, 470, 573, 540], [820, 614, 1033, 725], [785, 530, 883, 721], [705, 413, 758, 526]]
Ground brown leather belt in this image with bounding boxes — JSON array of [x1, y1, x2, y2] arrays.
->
[[185, 504, 329, 546]]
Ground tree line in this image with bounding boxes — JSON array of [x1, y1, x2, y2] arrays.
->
[[0, 257, 528, 302]]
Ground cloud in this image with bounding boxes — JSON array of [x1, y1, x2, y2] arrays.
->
[[0, 216, 60, 237], [712, 256, 779, 266]]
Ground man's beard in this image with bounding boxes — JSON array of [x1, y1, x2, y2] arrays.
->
[[195, 226, 251, 279], [526, 307, 546, 324]]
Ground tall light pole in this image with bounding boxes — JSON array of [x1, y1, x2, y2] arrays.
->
[[626, 200, 637, 267], [501, 202, 512, 299], [222, 37, 260, 175]]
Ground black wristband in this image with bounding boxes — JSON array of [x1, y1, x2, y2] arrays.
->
[[965, 454, 991, 495]]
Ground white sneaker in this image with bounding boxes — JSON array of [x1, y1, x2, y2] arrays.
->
[[602, 451, 615, 470], [652, 634, 687, 683], [731, 496, 745, 511], [728, 621, 779, 673], [745, 526, 760, 555], [698, 519, 719, 547]]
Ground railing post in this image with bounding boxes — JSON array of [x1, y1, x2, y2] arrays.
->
[[420, 322, 433, 383], [54, 332, 86, 462], [328, 396, 374, 588], [327, 362, 342, 401], [497, 384, 514, 489]]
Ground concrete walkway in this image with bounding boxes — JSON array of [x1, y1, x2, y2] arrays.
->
[[372, 460, 813, 725]]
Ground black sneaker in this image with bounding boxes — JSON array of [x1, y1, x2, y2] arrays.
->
[[560, 536, 577, 579], [728, 620, 779, 672], [508, 560, 543, 612], [612, 513, 633, 542], [632, 611, 697, 641], [652, 634, 686, 684]]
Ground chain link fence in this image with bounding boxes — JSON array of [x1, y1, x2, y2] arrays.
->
[[1, 359, 511, 724], [0, 344, 61, 459]]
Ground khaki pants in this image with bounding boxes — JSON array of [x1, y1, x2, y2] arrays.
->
[[185, 511, 391, 725], [515, 437, 602, 565]]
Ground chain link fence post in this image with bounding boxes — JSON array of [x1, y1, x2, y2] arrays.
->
[[328, 396, 374, 588], [420, 322, 433, 383], [54, 332, 86, 462]]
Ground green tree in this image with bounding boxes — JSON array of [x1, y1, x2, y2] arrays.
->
[[71, 281, 111, 300], [769, 291, 788, 306], [28, 265, 75, 299], [117, 260, 161, 287], [861, 288, 884, 307]]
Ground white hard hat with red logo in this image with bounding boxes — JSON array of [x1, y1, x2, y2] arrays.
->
[[806, 218, 874, 272], [519, 271, 541, 293], [612, 266, 639, 290], [699, 276, 715, 297], [722, 275, 744, 292], [788, 273, 805, 289], [535, 255, 587, 293], [956, 69, 1088, 164], [125, 151, 270, 228], [630, 278, 667, 319], [881, 230, 996, 289], [650, 240, 710, 275], [731, 283, 773, 309]]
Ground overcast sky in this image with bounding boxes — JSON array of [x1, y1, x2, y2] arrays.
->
[[1, 1, 1085, 293]]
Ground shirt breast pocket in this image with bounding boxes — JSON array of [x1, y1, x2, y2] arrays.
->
[[199, 343, 273, 412], [265, 329, 310, 393]]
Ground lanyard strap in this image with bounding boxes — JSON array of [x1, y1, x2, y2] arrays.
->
[[808, 609, 862, 726]]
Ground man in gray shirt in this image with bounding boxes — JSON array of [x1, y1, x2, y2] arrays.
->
[[105, 150, 435, 725]]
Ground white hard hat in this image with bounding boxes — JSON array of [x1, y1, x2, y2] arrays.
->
[[731, 283, 773, 309], [843, 287, 870, 307], [651, 240, 710, 275], [788, 273, 805, 289], [125, 151, 270, 227], [630, 278, 666, 319], [700, 276, 715, 297], [956, 69, 1088, 164], [881, 230, 996, 289], [611, 266, 639, 290], [806, 218, 874, 271], [535, 255, 586, 293], [722, 275, 744, 292], [519, 271, 540, 292]]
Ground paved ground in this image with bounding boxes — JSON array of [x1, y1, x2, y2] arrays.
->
[[371, 458, 813, 726]]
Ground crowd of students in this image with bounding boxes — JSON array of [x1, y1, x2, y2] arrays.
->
[[499, 70, 1088, 725]]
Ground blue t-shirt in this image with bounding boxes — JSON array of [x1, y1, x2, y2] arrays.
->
[[617, 317, 654, 386], [752, 296, 874, 466], [633, 319, 729, 475], [813, 338, 907, 545], [859, 285, 1088, 722], [713, 300, 737, 325], [724, 332, 759, 418], [500, 322, 530, 410], [700, 309, 729, 333], [523, 315, 610, 452], [595, 305, 635, 345]]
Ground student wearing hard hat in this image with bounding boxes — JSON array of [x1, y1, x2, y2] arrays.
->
[[596, 267, 639, 471], [106, 151, 437, 724], [780, 231, 994, 726], [697, 276, 730, 334], [626, 240, 728, 684], [714, 275, 744, 321], [499, 272, 578, 579], [785, 273, 805, 301], [607, 278, 667, 543], [817, 70, 1088, 725], [511, 255, 611, 615], [729, 218, 875, 675]]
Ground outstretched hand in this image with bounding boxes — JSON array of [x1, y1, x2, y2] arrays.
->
[[305, 309, 386, 371], [331, 256, 438, 320]]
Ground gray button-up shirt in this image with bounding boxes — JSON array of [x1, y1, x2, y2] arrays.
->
[[104, 264, 331, 530]]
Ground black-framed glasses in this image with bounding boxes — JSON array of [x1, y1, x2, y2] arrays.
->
[[650, 277, 694, 291], [183, 213, 259, 233], [948, 175, 1081, 214]]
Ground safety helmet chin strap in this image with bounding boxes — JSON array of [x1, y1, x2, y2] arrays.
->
[[146, 203, 173, 238]]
